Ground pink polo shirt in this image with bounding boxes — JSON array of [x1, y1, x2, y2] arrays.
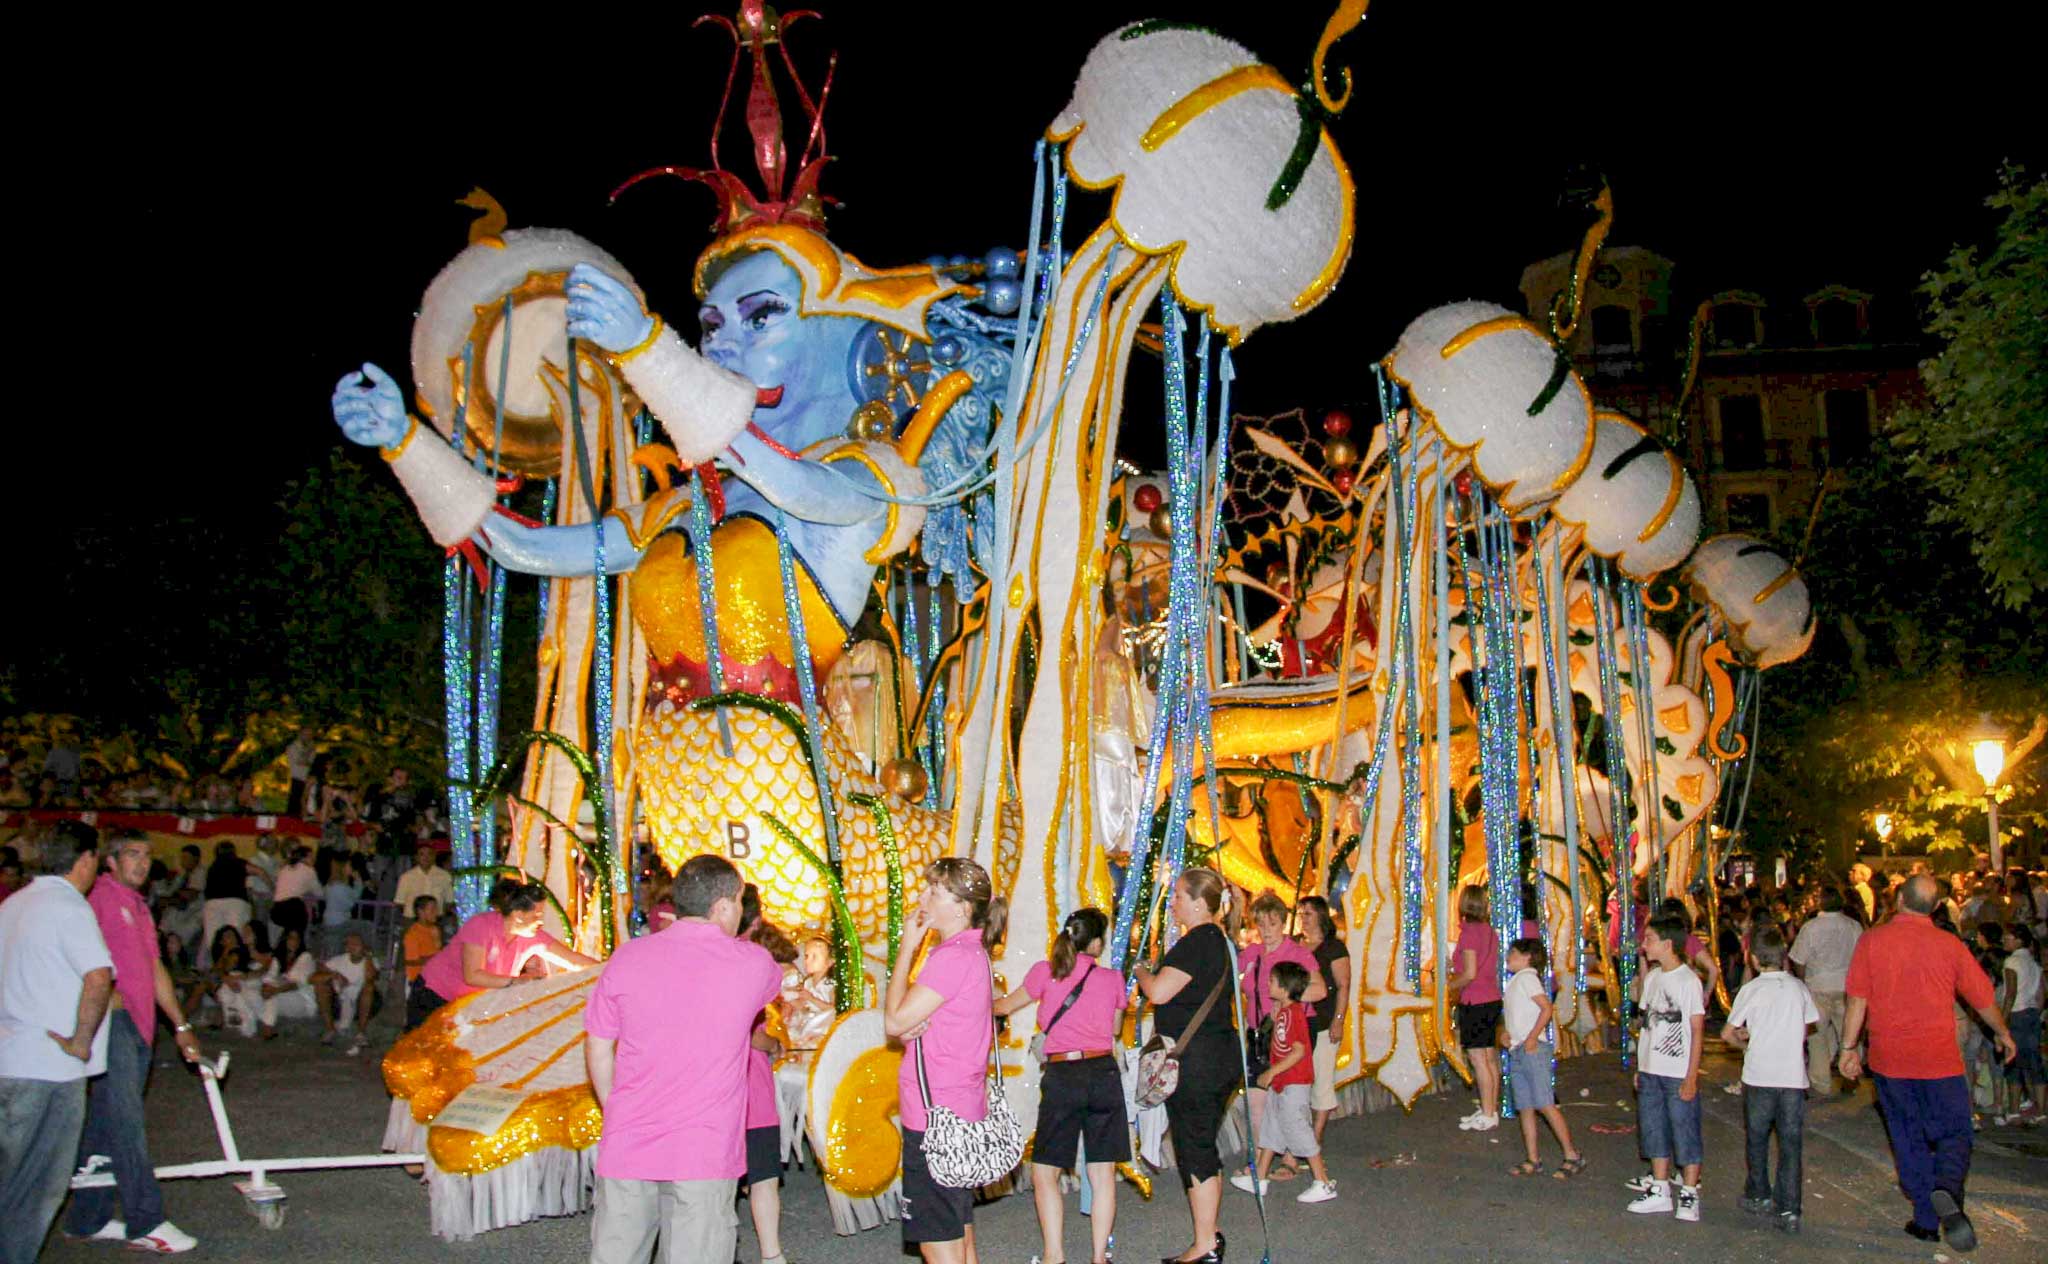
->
[[88, 876, 162, 1046], [745, 1011, 777, 1130], [1023, 958, 1127, 1055], [898, 929, 993, 1133], [585, 919, 781, 1181], [1239, 937, 1318, 1024], [418, 911, 566, 1001]]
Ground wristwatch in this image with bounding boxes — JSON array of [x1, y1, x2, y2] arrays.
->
[[174, 1023, 194, 1034]]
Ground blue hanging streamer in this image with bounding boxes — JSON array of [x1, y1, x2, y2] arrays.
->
[[1589, 558, 1638, 1066], [772, 504, 842, 865], [687, 467, 735, 757], [1531, 525, 1586, 1004]]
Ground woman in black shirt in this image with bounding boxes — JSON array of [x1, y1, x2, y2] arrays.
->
[[1135, 866, 1237, 1264]]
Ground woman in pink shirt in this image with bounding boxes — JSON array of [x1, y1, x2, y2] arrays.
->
[[1237, 892, 1327, 1175], [414, 879, 595, 1016], [884, 857, 1007, 1263], [1448, 884, 1506, 1130], [738, 885, 794, 1264], [996, 906, 1127, 1264]]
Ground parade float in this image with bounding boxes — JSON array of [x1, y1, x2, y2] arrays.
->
[[333, 1, 1812, 1239]]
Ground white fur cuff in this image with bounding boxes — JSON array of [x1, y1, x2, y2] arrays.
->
[[387, 426, 498, 547], [616, 326, 756, 465]]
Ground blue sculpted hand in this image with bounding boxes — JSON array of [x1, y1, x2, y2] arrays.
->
[[331, 363, 410, 448], [565, 263, 654, 354]]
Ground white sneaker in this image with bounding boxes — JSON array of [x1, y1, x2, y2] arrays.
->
[[347, 1035, 366, 1057], [1229, 1172, 1270, 1196], [128, 1221, 198, 1253], [68, 1219, 125, 1243], [1627, 1183, 1674, 1215], [1674, 1184, 1701, 1222], [1468, 1112, 1499, 1131], [1297, 1180, 1338, 1204], [1457, 1109, 1486, 1129], [1622, 1171, 1660, 1193]]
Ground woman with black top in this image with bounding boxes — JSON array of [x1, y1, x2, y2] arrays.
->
[[199, 842, 255, 971], [1296, 895, 1350, 1144], [1134, 867, 1237, 1264]]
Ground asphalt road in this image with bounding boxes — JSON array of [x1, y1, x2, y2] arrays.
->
[[33, 1021, 2045, 1263]]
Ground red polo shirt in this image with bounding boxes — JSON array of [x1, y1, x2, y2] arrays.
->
[[1844, 910, 1993, 1079]]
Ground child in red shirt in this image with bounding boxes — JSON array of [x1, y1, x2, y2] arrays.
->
[[1232, 961, 1338, 1203]]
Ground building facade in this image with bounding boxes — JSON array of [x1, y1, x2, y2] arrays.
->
[[1518, 247, 1923, 542]]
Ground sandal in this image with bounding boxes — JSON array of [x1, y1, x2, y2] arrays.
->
[[1269, 1162, 1300, 1182], [1507, 1160, 1546, 1177], [1553, 1155, 1591, 1180]]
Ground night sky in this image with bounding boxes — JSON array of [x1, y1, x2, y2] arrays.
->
[[25, 2, 2036, 582]]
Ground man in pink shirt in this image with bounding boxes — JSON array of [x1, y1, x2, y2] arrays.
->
[[65, 832, 204, 1254], [585, 854, 780, 1264]]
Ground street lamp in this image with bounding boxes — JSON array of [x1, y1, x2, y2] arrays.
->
[[1872, 811, 1894, 846], [1966, 713, 2008, 873]]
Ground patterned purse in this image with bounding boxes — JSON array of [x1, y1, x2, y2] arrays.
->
[[1134, 974, 1230, 1109], [914, 971, 1026, 1188]]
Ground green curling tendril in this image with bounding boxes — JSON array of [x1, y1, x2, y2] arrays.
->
[[1267, 88, 1331, 212], [762, 812, 865, 1012], [847, 792, 906, 967], [1527, 347, 1575, 416], [457, 728, 617, 957]]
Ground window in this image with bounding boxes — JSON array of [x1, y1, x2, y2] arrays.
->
[[1590, 305, 1633, 350], [1825, 389, 1872, 462], [1814, 299, 1861, 345], [1725, 493, 1774, 534], [1711, 303, 1759, 348], [1719, 394, 1766, 470]]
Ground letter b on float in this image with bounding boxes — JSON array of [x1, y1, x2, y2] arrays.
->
[[727, 821, 752, 860]]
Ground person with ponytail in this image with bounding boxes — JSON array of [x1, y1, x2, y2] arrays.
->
[[995, 907, 1127, 1264], [1134, 867, 1238, 1264], [884, 857, 1009, 1263]]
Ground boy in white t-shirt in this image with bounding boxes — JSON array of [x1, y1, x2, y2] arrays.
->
[[1628, 915, 1707, 1222], [312, 930, 379, 1056], [1501, 938, 1586, 1179], [1724, 926, 1819, 1235]]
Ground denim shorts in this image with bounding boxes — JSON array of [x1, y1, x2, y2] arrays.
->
[[1507, 1044, 1556, 1111], [1637, 1072, 1703, 1167]]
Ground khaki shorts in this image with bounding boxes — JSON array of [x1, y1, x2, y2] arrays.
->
[[1311, 1030, 1339, 1112]]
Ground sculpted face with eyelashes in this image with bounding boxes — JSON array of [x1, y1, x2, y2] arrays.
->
[[695, 249, 864, 453]]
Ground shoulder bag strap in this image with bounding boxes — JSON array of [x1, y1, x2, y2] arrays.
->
[[1041, 959, 1094, 1038], [912, 1035, 936, 1112], [1167, 973, 1231, 1059]]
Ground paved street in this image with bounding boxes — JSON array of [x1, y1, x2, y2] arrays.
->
[[37, 1023, 2044, 1263]]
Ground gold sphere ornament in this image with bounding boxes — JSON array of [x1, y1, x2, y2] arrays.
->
[[883, 757, 929, 801], [1324, 435, 1359, 469], [1148, 506, 1173, 538], [850, 399, 897, 441]]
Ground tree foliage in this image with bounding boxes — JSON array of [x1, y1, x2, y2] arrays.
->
[[1893, 164, 2048, 610], [1738, 431, 2046, 871]]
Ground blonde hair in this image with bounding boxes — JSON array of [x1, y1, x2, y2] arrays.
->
[[923, 857, 1009, 953]]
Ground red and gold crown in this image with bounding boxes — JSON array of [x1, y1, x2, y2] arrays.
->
[[612, 1, 835, 234]]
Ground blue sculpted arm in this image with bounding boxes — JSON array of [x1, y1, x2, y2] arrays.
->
[[330, 361, 645, 576], [723, 429, 882, 528], [474, 515, 644, 577]]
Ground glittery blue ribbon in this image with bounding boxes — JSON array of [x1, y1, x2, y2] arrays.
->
[[1589, 558, 1637, 1067], [772, 503, 841, 866], [688, 466, 735, 758]]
